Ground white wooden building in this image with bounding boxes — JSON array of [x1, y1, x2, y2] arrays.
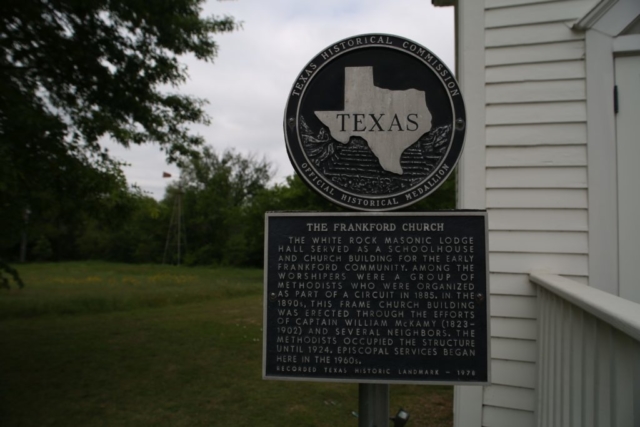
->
[[433, 0, 640, 425]]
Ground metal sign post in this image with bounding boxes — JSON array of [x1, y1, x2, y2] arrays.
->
[[359, 384, 389, 427]]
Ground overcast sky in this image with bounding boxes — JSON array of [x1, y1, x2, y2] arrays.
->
[[106, 0, 454, 199]]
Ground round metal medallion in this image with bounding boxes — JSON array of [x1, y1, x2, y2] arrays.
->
[[284, 34, 466, 211]]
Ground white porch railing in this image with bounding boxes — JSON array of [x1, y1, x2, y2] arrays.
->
[[530, 272, 640, 427]]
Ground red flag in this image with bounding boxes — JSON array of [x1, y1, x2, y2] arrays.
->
[[162, 172, 172, 178]]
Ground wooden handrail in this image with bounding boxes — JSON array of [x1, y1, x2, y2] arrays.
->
[[530, 272, 640, 342]]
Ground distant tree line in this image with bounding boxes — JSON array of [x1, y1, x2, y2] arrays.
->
[[0, 148, 455, 268]]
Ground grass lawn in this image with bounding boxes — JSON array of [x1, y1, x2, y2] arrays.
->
[[0, 262, 452, 426]]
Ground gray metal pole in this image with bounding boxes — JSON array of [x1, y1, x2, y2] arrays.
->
[[177, 191, 181, 266], [162, 196, 178, 265], [358, 383, 389, 427]]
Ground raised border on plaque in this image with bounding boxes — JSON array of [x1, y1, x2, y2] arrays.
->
[[284, 34, 466, 211]]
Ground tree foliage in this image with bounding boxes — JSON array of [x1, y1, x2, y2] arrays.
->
[[1, 0, 236, 166], [0, 0, 237, 271], [0, 260, 24, 289], [171, 147, 273, 266]]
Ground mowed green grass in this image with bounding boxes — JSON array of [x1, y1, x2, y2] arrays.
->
[[0, 262, 452, 427]]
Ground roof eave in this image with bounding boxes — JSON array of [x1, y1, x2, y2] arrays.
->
[[573, 0, 618, 31]]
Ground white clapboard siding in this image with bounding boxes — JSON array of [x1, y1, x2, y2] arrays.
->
[[460, 0, 602, 422], [486, 41, 585, 67], [492, 337, 537, 362], [483, 406, 535, 427], [488, 208, 588, 231], [486, 60, 586, 83], [486, 80, 585, 104], [487, 189, 588, 208], [490, 273, 538, 296], [490, 295, 538, 319], [490, 252, 588, 276], [487, 102, 586, 125], [492, 268, 587, 295], [491, 359, 537, 388], [485, 0, 595, 28], [486, 21, 583, 47], [484, 385, 536, 411], [491, 318, 538, 340], [490, 230, 588, 254], [486, 167, 587, 188], [486, 122, 587, 146], [486, 145, 587, 167]]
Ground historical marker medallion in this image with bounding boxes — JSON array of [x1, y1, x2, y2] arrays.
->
[[284, 34, 466, 211]]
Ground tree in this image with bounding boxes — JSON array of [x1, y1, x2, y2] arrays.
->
[[1, 0, 236, 164], [0, 0, 237, 262], [169, 147, 273, 266], [0, 151, 135, 261], [76, 190, 166, 263]]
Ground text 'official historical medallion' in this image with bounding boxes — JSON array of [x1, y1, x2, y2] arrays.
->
[[284, 34, 466, 211]]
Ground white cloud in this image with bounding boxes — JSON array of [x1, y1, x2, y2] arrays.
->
[[109, 0, 454, 199]]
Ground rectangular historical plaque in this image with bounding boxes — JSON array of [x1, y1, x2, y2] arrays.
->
[[263, 212, 489, 385]]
